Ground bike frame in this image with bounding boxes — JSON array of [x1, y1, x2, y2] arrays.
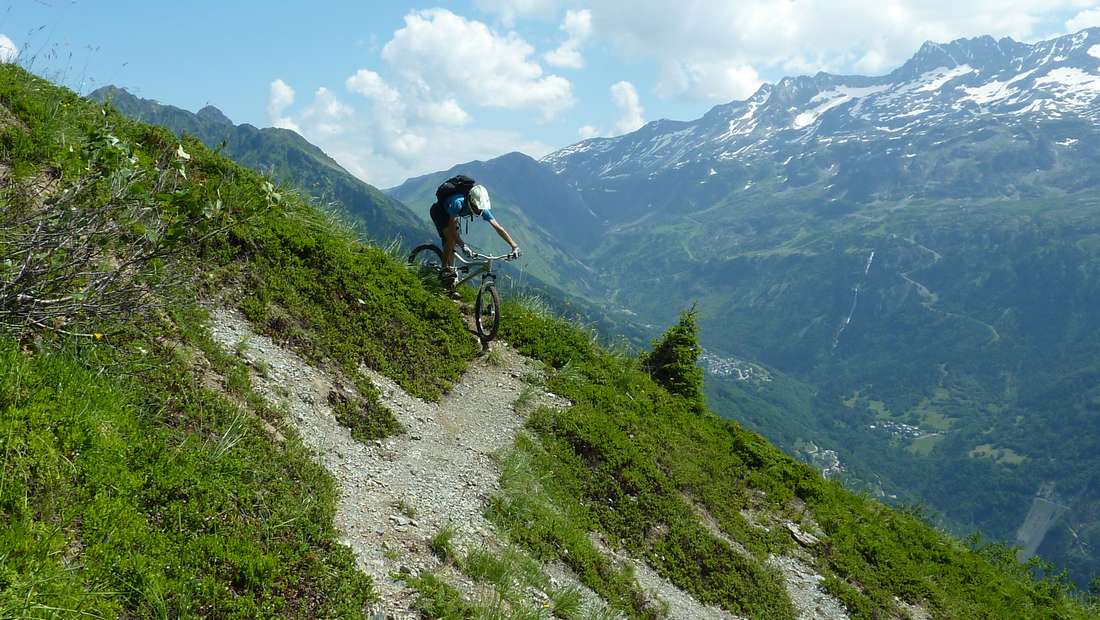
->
[[451, 251, 512, 288]]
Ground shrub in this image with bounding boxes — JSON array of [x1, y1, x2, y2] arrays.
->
[[639, 308, 704, 412]]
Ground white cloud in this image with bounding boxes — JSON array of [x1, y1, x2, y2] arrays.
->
[[382, 9, 573, 120], [417, 99, 472, 126], [266, 11, 567, 187], [544, 9, 593, 68], [473, 0, 562, 25], [300, 87, 354, 137], [584, 0, 1097, 102], [1066, 9, 1100, 32], [611, 81, 644, 135], [656, 60, 763, 101], [267, 79, 300, 132], [0, 34, 17, 63], [578, 124, 601, 139], [346, 69, 401, 106]]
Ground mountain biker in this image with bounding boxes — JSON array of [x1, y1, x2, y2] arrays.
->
[[430, 183, 520, 289]]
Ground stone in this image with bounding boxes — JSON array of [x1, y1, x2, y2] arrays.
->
[[785, 522, 821, 546]]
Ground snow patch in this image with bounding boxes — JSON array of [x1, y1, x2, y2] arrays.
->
[[708, 167, 717, 176], [791, 85, 889, 129], [1090, 44, 1100, 60], [1034, 67, 1100, 102], [1055, 138, 1079, 146], [960, 80, 1016, 105], [915, 65, 974, 92], [792, 111, 818, 129]]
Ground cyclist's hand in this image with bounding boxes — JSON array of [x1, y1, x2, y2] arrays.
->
[[461, 244, 472, 257], [509, 246, 521, 260]]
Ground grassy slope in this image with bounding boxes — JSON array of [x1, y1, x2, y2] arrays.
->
[[495, 301, 1098, 619], [88, 85, 427, 247], [0, 65, 476, 616]]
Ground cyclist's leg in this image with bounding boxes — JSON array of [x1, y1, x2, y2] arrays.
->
[[441, 218, 458, 270], [440, 219, 460, 290]]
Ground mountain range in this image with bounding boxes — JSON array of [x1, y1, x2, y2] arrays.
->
[[394, 28, 1100, 586]]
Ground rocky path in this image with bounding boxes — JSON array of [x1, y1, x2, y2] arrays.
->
[[209, 308, 571, 617]]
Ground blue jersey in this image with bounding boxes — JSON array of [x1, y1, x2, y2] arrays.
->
[[445, 193, 495, 222]]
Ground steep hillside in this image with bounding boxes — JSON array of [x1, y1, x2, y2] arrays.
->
[[88, 85, 426, 244], [2, 66, 1098, 618]]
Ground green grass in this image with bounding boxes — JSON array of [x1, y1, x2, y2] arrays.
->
[[328, 383, 403, 443], [496, 300, 1098, 620], [408, 572, 479, 619], [431, 524, 458, 562], [0, 337, 373, 618]]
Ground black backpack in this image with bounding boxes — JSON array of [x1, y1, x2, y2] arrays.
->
[[435, 174, 476, 205]]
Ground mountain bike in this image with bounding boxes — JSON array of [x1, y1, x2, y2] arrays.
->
[[407, 244, 516, 342]]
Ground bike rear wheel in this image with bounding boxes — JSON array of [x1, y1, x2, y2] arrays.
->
[[475, 282, 501, 342], [408, 243, 444, 270]]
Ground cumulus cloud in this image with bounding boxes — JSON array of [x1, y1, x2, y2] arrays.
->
[[611, 81, 644, 135], [263, 10, 568, 187], [656, 60, 762, 101], [582, 0, 1095, 102], [417, 99, 472, 126], [300, 87, 354, 137], [346, 69, 401, 106], [544, 9, 593, 68], [1066, 8, 1100, 32], [382, 9, 573, 119], [473, 0, 562, 25], [267, 79, 300, 132], [578, 124, 601, 139]]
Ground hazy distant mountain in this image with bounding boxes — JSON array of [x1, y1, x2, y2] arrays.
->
[[398, 29, 1100, 585], [89, 86, 426, 244]]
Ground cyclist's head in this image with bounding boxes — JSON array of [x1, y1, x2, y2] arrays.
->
[[468, 184, 491, 215]]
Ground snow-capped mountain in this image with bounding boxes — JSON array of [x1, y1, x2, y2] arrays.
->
[[545, 28, 1100, 219]]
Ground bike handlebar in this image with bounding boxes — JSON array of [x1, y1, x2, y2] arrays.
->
[[465, 250, 517, 261]]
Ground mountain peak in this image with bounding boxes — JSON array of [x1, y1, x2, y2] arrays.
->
[[196, 105, 233, 126]]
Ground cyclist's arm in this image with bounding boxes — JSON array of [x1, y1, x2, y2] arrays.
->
[[488, 219, 518, 251]]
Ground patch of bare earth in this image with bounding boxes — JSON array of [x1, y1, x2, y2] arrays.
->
[[209, 307, 608, 617]]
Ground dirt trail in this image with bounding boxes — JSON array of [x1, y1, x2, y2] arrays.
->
[[208, 306, 871, 619], [209, 308, 573, 616]]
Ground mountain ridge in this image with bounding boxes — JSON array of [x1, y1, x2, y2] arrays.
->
[[88, 85, 426, 244]]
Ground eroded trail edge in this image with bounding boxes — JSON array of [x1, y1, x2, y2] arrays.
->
[[209, 308, 575, 615]]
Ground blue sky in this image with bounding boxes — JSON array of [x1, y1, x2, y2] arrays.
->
[[4, 1, 1099, 186]]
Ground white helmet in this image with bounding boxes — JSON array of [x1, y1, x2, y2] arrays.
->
[[468, 184, 491, 214]]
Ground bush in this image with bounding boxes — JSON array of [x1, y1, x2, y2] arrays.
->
[[639, 308, 705, 412]]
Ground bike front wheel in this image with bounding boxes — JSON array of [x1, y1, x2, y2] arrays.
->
[[475, 282, 501, 342]]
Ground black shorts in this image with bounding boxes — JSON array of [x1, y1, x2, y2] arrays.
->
[[429, 201, 452, 240]]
